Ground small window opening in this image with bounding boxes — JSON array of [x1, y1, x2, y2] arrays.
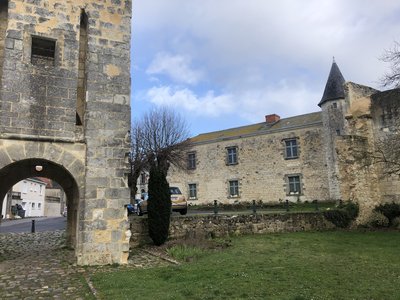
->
[[31, 37, 56, 64], [336, 129, 341, 136], [332, 102, 337, 108]]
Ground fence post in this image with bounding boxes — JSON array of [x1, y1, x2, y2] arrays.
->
[[315, 200, 319, 211], [213, 200, 218, 215], [31, 220, 35, 233], [252, 200, 257, 214], [285, 200, 289, 212]]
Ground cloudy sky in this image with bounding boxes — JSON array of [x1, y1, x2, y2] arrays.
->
[[131, 0, 400, 136]]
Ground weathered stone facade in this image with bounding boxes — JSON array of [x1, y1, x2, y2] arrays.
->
[[168, 61, 400, 224], [168, 113, 330, 204], [0, 0, 132, 265]]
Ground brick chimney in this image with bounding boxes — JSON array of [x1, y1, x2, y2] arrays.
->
[[265, 114, 280, 124]]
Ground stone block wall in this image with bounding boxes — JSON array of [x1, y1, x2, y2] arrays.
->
[[129, 213, 335, 248], [0, 2, 7, 84], [370, 89, 400, 203], [0, 0, 132, 265], [335, 135, 381, 223]]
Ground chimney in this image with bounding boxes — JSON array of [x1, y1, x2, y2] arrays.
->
[[265, 114, 280, 124]]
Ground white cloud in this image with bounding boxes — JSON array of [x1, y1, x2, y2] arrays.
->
[[146, 86, 234, 117], [146, 52, 203, 85], [145, 80, 320, 123], [135, 0, 400, 86], [234, 82, 322, 123], [133, 0, 400, 133]]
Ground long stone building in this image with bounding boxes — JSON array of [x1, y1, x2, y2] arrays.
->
[[168, 60, 400, 223], [0, 0, 132, 265]]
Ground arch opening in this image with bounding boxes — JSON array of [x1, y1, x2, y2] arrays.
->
[[0, 159, 80, 248]]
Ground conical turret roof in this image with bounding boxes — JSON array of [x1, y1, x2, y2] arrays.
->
[[318, 59, 345, 107]]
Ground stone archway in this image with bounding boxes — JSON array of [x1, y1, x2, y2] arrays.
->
[[0, 139, 86, 253], [0, 158, 80, 248]]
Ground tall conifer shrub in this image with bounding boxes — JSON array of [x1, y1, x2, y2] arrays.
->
[[147, 165, 171, 245]]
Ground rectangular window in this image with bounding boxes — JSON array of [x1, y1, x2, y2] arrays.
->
[[285, 139, 298, 159], [31, 36, 56, 65], [32, 203, 35, 209], [227, 147, 238, 165], [22, 181, 28, 194], [187, 152, 196, 170], [188, 183, 197, 199], [38, 203, 42, 209], [140, 173, 146, 185], [229, 180, 239, 197], [288, 175, 301, 194]]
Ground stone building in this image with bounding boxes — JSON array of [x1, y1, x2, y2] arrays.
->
[[168, 60, 400, 222], [0, 0, 132, 265]]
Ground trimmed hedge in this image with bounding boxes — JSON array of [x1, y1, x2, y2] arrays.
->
[[323, 201, 359, 228], [375, 202, 400, 226]]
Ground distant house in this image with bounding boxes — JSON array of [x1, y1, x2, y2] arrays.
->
[[37, 177, 66, 217], [1, 178, 46, 218]]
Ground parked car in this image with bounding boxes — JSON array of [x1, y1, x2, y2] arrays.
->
[[135, 196, 148, 216], [170, 187, 188, 215], [131, 187, 188, 216]]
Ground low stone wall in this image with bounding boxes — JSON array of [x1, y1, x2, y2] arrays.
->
[[129, 212, 335, 248]]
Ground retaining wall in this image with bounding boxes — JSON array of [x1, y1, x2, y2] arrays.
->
[[129, 212, 335, 248]]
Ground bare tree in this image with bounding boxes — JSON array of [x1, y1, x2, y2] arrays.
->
[[141, 107, 191, 175], [128, 123, 147, 201], [129, 107, 191, 199], [381, 41, 400, 88]]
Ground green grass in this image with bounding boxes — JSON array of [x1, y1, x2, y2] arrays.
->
[[90, 231, 400, 299], [166, 244, 208, 262]]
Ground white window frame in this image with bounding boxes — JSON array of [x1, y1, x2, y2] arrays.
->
[[226, 147, 238, 165], [228, 180, 239, 197], [187, 152, 196, 170], [284, 139, 298, 159], [188, 183, 197, 199]]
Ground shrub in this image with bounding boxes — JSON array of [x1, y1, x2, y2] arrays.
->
[[392, 217, 400, 229], [147, 165, 171, 246], [323, 210, 352, 228], [364, 211, 389, 228], [375, 202, 400, 226], [323, 201, 359, 228], [340, 201, 359, 220]]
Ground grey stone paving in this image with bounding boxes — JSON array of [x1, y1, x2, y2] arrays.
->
[[0, 230, 172, 299]]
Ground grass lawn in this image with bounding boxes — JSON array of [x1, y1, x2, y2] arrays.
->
[[90, 231, 400, 299]]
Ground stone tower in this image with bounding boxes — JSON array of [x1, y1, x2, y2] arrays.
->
[[318, 59, 347, 200], [0, 0, 132, 265]]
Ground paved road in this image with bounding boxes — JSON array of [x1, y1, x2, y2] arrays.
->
[[0, 217, 66, 233]]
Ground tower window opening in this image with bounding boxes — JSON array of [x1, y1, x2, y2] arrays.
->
[[31, 37, 56, 64]]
